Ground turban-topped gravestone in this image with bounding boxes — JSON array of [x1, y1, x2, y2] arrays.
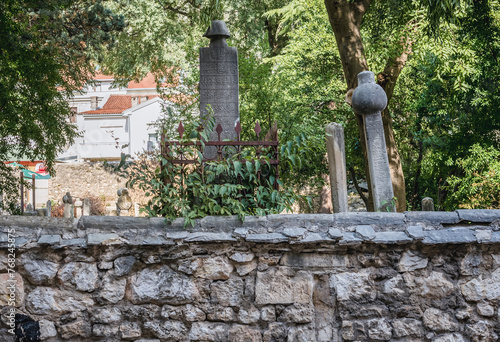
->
[[199, 20, 239, 150]]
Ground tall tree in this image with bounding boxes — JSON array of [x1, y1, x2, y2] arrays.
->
[[323, 0, 465, 211], [0, 0, 124, 210]]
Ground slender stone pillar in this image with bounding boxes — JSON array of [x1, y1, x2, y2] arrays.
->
[[325, 123, 348, 213], [422, 197, 435, 211], [199, 20, 239, 144], [46, 200, 52, 217], [351, 71, 395, 212], [83, 198, 91, 216]]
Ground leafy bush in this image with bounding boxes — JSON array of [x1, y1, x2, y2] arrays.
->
[[128, 119, 303, 227], [445, 144, 500, 209]]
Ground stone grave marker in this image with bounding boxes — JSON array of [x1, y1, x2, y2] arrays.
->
[[351, 71, 395, 212], [199, 20, 239, 147]]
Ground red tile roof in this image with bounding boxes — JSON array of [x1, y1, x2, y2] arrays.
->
[[81, 95, 161, 115]]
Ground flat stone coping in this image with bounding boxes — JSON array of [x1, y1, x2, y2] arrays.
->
[[0, 210, 499, 249]]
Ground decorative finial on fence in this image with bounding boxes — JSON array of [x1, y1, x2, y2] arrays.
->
[[235, 121, 242, 141], [254, 121, 261, 140], [216, 124, 223, 141], [177, 121, 185, 139]]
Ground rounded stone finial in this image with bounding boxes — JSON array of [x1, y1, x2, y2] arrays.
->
[[203, 20, 231, 39], [351, 71, 387, 115], [62, 192, 72, 204], [117, 188, 132, 211]]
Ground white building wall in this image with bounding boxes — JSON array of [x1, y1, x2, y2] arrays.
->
[[128, 100, 165, 156], [78, 116, 129, 159]]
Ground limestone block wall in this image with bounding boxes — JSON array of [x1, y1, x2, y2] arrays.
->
[[1, 210, 500, 341], [48, 162, 146, 207]]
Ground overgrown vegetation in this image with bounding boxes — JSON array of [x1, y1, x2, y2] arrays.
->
[[127, 118, 305, 227]]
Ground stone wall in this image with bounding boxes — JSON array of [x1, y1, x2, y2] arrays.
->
[[48, 162, 147, 209], [1, 210, 500, 341]]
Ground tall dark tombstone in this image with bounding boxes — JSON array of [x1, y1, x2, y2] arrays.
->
[[199, 20, 239, 147]]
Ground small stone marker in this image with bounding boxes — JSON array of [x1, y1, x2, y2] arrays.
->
[[26, 203, 33, 212], [46, 200, 51, 217], [134, 202, 140, 217], [351, 71, 395, 212], [325, 123, 348, 213], [83, 198, 91, 216], [422, 197, 435, 211], [62, 192, 74, 218], [199, 20, 239, 144], [74, 200, 83, 218], [117, 188, 132, 216]]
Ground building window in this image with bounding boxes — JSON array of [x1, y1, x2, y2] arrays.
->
[[148, 133, 158, 151]]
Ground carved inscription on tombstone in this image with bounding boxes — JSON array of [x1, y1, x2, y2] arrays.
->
[[199, 20, 239, 144]]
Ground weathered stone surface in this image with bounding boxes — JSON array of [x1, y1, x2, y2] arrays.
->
[[383, 274, 405, 296], [327, 228, 343, 240], [120, 321, 142, 339], [183, 304, 206, 322], [255, 268, 312, 305], [404, 271, 454, 298], [476, 302, 495, 317], [246, 233, 289, 243], [39, 319, 57, 340], [58, 318, 91, 339], [406, 225, 425, 240], [355, 225, 375, 240], [127, 266, 198, 304], [229, 325, 263, 342], [144, 320, 187, 340], [398, 250, 428, 272], [114, 255, 136, 277], [0, 273, 24, 307], [280, 253, 347, 268], [341, 320, 365, 341], [229, 251, 255, 263], [57, 262, 98, 292], [20, 254, 59, 285], [287, 325, 316, 342], [423, 308, 459, 332], [476, 229, 492, 243], [185, 232, 236, 242], [466, 321, 498, 342], [207, 306, 236, 322], [373, 231, 413, 244], [93, 324, 119, 336], [238, 304, 260, 324], [392, 318, 424, 338], [59, 238, 86, 248], [367, 318, 392, 340], [260, 306, 276, 322], [433, 333, 466, 342], [211, 277, 244, 306], [423, 228, 476, 244], [194, 256, 233, 280], [92, 307, 122, 323], [278, 303, 314, 323], [37, 235, 61, 245], [335, 212, 405, 226], [26, 287, 93, 315], [263, 323, 287, 342], [326, 122, 349, 213], [189, 322, 229, 341], [461, 269, 500, 301], [161, 304, 183, 320], [282, 227, 307, 238], [339, 232, 363, 245], [405, 212, 460, 224], [99, 276, 126, 304], [456, 209, 500, 223], [460, 251, 482, 276], [87, 233, 123, 245], [331, 269, 375, 301], [235, 259, 257, 276]]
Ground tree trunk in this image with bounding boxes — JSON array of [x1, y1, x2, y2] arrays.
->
[[324, 0, 374, 211], [376, 35, 413, 212], [324, 0, 408, 212]]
